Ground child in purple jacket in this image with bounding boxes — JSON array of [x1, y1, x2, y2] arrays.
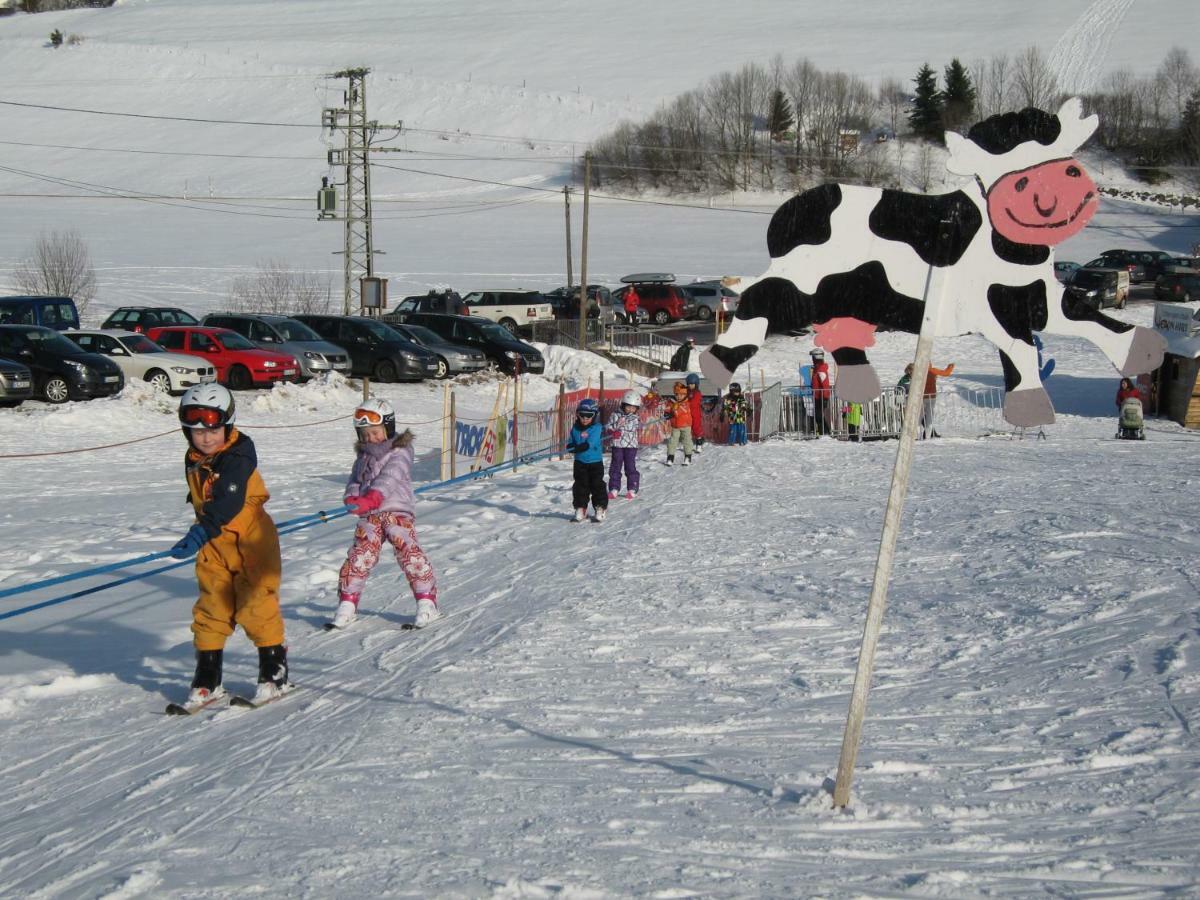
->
[[329, 398, 440, 631], [607, 390, 643, 500]]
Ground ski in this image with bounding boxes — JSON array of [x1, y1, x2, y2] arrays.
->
[[228, 684, 300, 710], [164, 689, 227, 716]]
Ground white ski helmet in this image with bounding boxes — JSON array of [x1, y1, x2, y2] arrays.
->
[[621, 389, 642, 408], [353, 397, 396, 438], [178, 383, 236, 430]]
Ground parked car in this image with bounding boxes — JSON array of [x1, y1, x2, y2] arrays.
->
[[200, 313, 352, 381], [381, 321, 488, 378], [395, 290, 469, 317], [1154, 270, 1200, 303], [1053, 261, 1082, 284], [0, 295, 80, 331], [0, 356, 34, 407], [681, 280, 740, 321], [458, 290, 554, 335], [395, 312, 544, 375], [100, 306, 200, 334], [1095, 249, 1175, 284], [615, 274, 697, 325], [0, 324, 124, 403], [1084, 256, 1144, 284], [1168, 256, 1199, 270], [293, 314, 439, 382], [146, 325, 299, 390], [65, 329, 217, 394], [1064, 267, 1129, 311]]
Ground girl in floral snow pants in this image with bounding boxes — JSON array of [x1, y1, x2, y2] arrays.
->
[[338, 511, 437, 603]]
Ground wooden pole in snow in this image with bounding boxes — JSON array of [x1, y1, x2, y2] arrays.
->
[[832, 252, 950, 808]]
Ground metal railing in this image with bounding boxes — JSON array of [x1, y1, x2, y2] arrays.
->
[[528, 318, 606, 350], [770, 384, 1008, 440], [604, 325, 682, 368]]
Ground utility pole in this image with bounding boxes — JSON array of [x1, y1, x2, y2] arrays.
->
[[577, 153, 592, 348], [320, 68, 400, 316], [563, 185, 574, 292]]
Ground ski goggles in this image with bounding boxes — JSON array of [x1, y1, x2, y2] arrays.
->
[[577, 410, 596, 419], [353, 408, 386, 427], [180, 406, 226, 428]]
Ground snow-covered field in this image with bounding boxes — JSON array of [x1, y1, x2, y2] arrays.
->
[[2, 0, 1199, 896]]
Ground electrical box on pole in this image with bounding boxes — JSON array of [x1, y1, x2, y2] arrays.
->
[[360, 276, 387, 315], [317, 177, 337, 221]]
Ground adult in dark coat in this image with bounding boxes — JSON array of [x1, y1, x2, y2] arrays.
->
[[669, 337, 695, 372]]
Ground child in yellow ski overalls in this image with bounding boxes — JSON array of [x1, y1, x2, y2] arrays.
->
[[170, 383, 288, 709]]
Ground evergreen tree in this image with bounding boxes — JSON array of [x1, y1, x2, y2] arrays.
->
[[767, 88, 795, 142], [909, 64, 943, 140], [1181, 86, 1200, 165], [941, 58, 977, 132]]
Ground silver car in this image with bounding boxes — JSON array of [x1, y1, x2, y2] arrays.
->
[[386, 322, 488, 378], [202, 313, 352, 380], [0, 355, 33, 406]]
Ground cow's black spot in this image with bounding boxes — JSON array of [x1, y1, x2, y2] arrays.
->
[[1059, 291, 1134, 332], [986, 281, 1048, 342], [997, 349, 1022, 392], [868, 190, 982, 267], [968, 107, 1061, 156], [767, 184, 842, 258], [831, 347, 868, 366], [708, 342, 759, 374], [734, 263, 924, 335], [992, 231, 1050, 266]]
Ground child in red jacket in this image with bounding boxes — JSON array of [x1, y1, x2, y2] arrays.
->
[[685, 373, 705, 452]]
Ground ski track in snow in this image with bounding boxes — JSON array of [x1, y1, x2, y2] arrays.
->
[[1048, 0, 1137, 94]]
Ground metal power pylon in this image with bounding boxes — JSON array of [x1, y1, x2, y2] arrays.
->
[[321, 68, 394, 314]]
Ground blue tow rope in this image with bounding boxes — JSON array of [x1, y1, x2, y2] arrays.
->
[[0, 441, 562, 621]]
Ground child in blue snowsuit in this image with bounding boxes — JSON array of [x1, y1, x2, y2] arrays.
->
[[566, 398, 608, 522]]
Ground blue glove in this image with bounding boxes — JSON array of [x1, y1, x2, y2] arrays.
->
[[171, 523, 209, 559]]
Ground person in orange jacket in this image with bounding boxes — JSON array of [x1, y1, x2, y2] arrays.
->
[[809, 348, 833, 435], [167, 384, 289, 712], [663, 380, 694, 466], [900, 361, 955, 438]]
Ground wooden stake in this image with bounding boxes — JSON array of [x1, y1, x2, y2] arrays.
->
[[832, 260, 948, 808]]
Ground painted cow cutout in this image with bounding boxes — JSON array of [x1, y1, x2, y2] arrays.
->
[[700, 99, 1166, 426]]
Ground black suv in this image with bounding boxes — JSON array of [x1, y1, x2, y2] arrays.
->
[[0, 324, 124, 403], [1154, 270, 1200, 303], [392, 313, 544, 375], [101, 306, 200, 334], [292, 314, 438, 382], [1095, 250, 1175, 284], [395, 290, 469, 317]]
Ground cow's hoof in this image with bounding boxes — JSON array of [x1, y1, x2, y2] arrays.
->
[[1003, 388, 1055, 427], [833, 364, 881, 402], [1119, 326, 1167, 376], [699, 348, 734, 388]]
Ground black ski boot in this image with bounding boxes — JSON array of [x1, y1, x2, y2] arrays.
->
[[253, 644, 289, 702], [186, 649, 224, 706]]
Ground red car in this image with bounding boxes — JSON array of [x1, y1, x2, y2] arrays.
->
[[146, 325, 299, 389]]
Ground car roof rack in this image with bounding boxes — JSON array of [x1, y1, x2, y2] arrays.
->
[[620, 272, 675, 284]]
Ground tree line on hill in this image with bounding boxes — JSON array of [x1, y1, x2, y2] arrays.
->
[[586, 47, 1200, 196]]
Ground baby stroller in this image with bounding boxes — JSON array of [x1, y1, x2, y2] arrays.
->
[[1116, 397, 1145, 440]]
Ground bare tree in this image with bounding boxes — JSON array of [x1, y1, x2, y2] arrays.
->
[[1013, 45, 1058, 110], [228, 260, 332, 316], [878, 77, 907, 137], [912, 141, 938, 193], [1157, 47, 1198, 125], [13, 229, 97, 318]]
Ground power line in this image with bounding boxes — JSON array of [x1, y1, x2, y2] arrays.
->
[[0, 98, 316, 129]]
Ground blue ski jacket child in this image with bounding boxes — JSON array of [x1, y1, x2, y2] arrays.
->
[[567, 421, 604, 463]]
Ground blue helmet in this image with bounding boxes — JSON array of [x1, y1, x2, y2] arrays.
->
[[685, 373, 700, 387], [577, 398, 599, 417]]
